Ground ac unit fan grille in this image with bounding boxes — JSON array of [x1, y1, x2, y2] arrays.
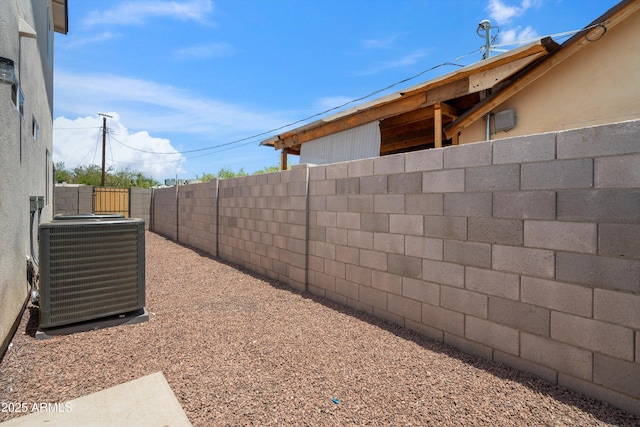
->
[[39, 220, 145, 328]]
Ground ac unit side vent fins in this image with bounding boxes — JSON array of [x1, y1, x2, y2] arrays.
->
[[39, 218, 145, 328]]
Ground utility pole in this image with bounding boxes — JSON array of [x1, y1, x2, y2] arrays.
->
[[477, 20, 493, 60], [98, 113, 113, 186]]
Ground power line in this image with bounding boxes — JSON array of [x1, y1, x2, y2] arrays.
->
[[109, 132, 259, 166], [57, 20, 610, 163], [53, 126, 102, 130], [103, 60, 466, 156], [491, 21, 608, 48]]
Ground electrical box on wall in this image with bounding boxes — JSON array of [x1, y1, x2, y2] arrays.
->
[[494, 108, 517, 132]]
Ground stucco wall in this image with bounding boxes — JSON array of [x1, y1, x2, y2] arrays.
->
[[1, 0, 56, 358], [149, 120, 640, 415]]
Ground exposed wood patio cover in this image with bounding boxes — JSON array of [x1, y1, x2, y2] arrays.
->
[[444, 0, 640, 140], [262, 37, 559, 161]]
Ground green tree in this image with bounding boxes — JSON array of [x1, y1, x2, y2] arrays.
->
[[54, 162, 73, 183], [253, 165, 281, 174], [216, 167, 248, 179], [73, 164, 104, 186], [54, 163, 159, 188], [195, 164, 285, 181], [196, 172, 215, 182]]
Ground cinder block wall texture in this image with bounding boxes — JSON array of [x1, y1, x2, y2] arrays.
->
[[130, 187, 152, 226], [54, 186, 152, 229], [147, 120, 639, 414], [217, 167, 308, 291], [150, 186, 178, 240], [178, 181, 218, 256], [53, 186, 93, 216]]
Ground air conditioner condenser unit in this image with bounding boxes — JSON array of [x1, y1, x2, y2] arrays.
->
[[38, 217, 145, 329]]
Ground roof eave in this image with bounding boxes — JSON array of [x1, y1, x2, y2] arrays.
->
[[444, 0, 639, 139], [264, 37, 557, 150], [52, 0, 68, 34]]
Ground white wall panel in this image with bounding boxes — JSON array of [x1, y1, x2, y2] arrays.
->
[[300, 121, 380, 165]]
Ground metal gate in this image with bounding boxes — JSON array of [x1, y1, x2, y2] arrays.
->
[[93, 187, 130, 218]]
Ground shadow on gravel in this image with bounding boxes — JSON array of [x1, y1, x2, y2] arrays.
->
[[296, 290, 640, 426], [150, 233, 640, 425]]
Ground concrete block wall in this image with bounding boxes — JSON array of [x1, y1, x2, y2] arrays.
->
[[53, 186, 93, 216], [130, 188, 152, 229], [304, 120, 640, 414], [150, 187, 178, 240], [53, 186, 80, 214], [146, 120, 639, 414], [217, 166, 309, 291], [54, 186, 152, 229], [177, 181, 218, 255]]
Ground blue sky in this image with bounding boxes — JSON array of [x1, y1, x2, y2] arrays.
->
[[53, 0, 620, 182]]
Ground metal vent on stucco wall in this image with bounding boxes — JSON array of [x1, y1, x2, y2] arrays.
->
[[494, 108, 517, 132]]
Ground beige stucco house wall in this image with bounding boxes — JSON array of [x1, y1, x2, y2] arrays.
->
[[0, 0, 67, 359], [459, 4, 640, 144]]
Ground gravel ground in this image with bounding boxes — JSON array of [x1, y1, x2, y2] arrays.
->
[[1, 231, 639, 426]]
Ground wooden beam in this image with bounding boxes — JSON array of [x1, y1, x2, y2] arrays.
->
[[280, 150, 288, 171], [381, 127, 434, 145], [380, 104, 460, 133], [275, 91, 430, 149], [381, 135, 435, 154], [273, 37, 556, 151], [468, 56, 540, 92], [379, 106, 435, 128], [381, 122, 432, 141], [434, 103, 443, 148], [424, 79, 469, 105], [439, 103, 461, 119], [401, 38, 557, 100]]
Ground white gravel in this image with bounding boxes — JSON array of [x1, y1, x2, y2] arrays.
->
[[1, 231, 638, 426]]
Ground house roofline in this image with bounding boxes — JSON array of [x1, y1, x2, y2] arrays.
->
[[262, 37, 557, 150], [444, 0, 639, 139], [52, 0, 68, 34]]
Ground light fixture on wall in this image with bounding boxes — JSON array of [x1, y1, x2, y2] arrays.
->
[[0, 57, 16, 85]]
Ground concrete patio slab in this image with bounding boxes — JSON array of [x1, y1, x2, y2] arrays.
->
[[0, 371, 191, 426]]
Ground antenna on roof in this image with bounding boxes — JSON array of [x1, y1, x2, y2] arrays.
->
[[477, 19, 498, 59]]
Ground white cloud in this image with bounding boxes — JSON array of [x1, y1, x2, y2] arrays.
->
[[172, 42, 234, 60], [54, 70, 290, 138], [53, 114, 185, 181], [83, 0, 214, 27], [53, 71, 296, 179], [384, 50, 430, 68], [356, 49, 430, 76], [499, 25, 540, 45], [62, 31, 120, 49], [361, 34, 401, 49], [487, 0, 542, 24]]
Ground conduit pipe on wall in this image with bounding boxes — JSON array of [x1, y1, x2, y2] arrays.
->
[[485, 113, 491, 141], [29, 196, 43, 267], [29, 196, 43, 304], [17, 18, 37, 163]]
